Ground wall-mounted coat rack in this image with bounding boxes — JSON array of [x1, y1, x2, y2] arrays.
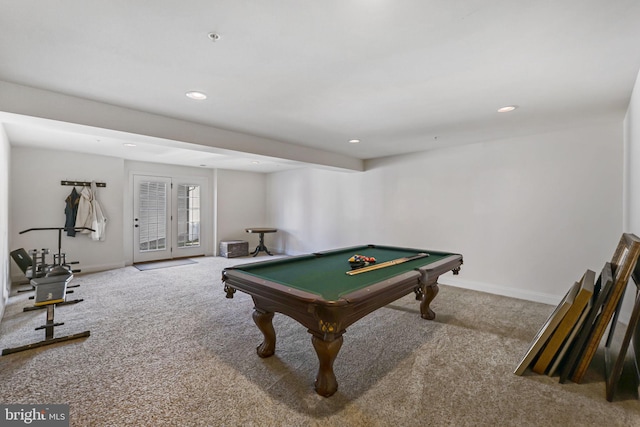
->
[[61, 180, 106, 188]]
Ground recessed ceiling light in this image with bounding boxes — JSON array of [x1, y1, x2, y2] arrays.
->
[[251, 161, 260, 164], [497, 105, 518, 113], [186, 91, 207, 100], [123, 143, 136, 147], [208, 32, 221, 42], [348, 139, 361, 144]]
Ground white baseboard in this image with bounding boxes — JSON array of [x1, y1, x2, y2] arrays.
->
[[439, 275, 632, 325], [439, 275, 564, 306], [75, 262, 126, 275]]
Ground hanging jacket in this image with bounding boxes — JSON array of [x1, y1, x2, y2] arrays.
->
[[75, 186, 93, 234], [64, 187, 80, 236], [90, 181, 107, 241]]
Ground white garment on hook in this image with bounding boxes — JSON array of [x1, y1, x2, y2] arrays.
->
[[75, 182, 107, 241], [90, 181, 107, 241], [75, 186, 93, 233]]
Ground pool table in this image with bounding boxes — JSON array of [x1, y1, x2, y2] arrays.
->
[[222, 244, 462, 397]]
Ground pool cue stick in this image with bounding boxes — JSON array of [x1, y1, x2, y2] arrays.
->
[[346, 253, 429, 275]]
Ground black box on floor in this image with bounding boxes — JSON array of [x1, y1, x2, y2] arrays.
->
[[220, 240, 249, 258]]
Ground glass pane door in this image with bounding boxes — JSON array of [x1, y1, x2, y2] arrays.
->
[[177, 184, 200, 248], [140, 181, 167, 251], [133, 175, 172, 263]]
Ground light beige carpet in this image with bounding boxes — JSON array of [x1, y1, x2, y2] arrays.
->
[[1, 256, 639, 426]]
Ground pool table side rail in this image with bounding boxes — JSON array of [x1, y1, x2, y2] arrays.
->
[[223, 270, 357, 335], [222, 252, 462, 305], [223, 270, 424, 336], [221, 244, 445, 301], [222, 245, 463, 304], [312, 244, 459, 258], [225, 244, 461, 271], [222, 254, 463, 333], [222, 269, 344, 305], [341, 254, 463, 302], [335, 255, 462, 327]]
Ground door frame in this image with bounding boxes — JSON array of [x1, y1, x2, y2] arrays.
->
[[171, 177, 207, 259], [130, 173, 208, 264], [133, 175, 172, 263]]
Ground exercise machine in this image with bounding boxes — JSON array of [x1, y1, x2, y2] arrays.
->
[[2, 271, 90, 355], [11, 226, 89, 279], [10, 227, 92, 310]]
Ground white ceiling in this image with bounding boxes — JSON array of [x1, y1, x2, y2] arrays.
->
[[1, 1, 640, 172]]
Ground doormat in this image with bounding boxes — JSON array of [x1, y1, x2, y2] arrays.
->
[[134, 258, 197, 271]]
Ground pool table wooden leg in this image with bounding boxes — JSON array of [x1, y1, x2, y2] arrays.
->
[[419, 283, 439, 320], [252, 309, 276, 358], [311, 334, 343, 397]]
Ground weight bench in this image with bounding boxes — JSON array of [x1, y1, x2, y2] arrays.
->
[[2, 273, 90, 356]]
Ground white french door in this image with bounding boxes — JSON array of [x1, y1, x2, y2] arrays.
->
[[174, 182, 203, 258], [134, 176, 172, 263], [133, 175, 205, 263]]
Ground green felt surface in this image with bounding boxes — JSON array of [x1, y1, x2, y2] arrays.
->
[[235, 246, 453, 301]]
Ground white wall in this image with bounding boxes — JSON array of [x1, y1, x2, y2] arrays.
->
[[622, 68, 640, 319], [0, 124, 10, 321], [625, 68, 640, 234], [267, 121, 623, 304], [266, 168, 365, 254], [216, 169, 267, 254], [10, 147, 125, 277]]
